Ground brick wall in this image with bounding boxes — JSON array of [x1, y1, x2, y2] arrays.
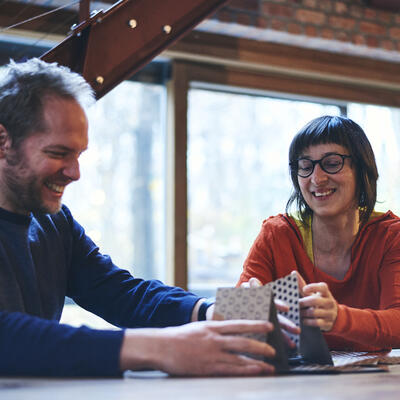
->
[[210, 0, 400, 53]]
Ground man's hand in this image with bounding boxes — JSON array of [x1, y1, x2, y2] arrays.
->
[[120, 320, 276, 376]]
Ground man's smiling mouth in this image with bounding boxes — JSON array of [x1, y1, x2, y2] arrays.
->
[[44, 182, 65, 194]]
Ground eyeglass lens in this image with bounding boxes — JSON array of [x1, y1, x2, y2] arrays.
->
[[297, 154, 346, 177]]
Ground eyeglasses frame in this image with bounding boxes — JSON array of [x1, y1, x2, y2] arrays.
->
[[291, 153, 352, 178]]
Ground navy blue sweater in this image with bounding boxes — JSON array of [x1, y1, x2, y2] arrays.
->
[[0, 205, 199, 377]]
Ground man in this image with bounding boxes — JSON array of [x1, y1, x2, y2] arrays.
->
[[0, 59, 276, 377]]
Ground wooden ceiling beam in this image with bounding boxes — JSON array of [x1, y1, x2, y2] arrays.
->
[[41, 0, 229, 98], [167, 31, 400, 90]]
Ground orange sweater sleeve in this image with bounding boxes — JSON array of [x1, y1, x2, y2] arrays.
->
[[327, 305, 400, 351], [326, 220, 400, 351]]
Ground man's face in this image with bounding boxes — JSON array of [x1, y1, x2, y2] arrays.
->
[[0, 96, 88, 215]]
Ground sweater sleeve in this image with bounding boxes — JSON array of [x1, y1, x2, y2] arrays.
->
[[61, 206, 200, 328], [326, 305, 400, 351], [0, 310, 124, 377], [326, 222, 400, 351]]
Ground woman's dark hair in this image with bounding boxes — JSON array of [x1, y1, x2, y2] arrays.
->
[[286, 115, 378, 226]]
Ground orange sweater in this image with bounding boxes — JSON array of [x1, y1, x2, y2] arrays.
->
[[238, 211, 400, 351]]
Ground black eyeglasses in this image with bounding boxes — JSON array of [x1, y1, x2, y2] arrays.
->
[[291, 153, 351, 178]]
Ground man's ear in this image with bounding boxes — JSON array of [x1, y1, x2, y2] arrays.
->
[[0, 124, 11, 158]]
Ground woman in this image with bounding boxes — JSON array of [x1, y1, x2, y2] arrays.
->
[[238, 115, 400, 351]]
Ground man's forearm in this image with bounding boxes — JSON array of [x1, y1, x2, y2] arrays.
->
[[0, 311, 123, 377]]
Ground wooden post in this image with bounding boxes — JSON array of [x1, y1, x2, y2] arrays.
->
[[79, 0, 90, 23]]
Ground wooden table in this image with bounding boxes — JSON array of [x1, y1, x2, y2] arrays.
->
[[1, 366, 400, 400]]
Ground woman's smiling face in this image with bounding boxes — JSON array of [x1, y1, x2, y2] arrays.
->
[[297, 143, 358, 220]]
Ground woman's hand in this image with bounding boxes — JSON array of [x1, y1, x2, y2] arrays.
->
[[294, 271, 338, 332], [240, 277, 263, 288], [240, 278, 300, 347]]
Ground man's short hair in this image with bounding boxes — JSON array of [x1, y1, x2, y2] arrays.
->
[[0, 58, 95, 147]]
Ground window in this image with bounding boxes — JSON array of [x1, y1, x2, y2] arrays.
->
[[348, 104, 400, 215], [61, 80, 167, 328]]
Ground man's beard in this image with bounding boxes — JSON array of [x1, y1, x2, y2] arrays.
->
[[3, 149, 61, 215]]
